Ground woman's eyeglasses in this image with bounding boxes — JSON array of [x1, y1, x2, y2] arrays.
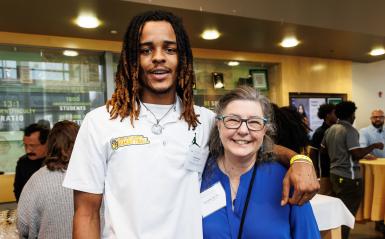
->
[[216, 115, 267, 131]]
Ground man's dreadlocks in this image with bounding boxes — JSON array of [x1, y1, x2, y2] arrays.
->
[[106, 10, 199, 129]]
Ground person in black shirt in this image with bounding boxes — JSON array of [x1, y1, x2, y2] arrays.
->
[[13, 123, 50, 201], [309, 103, 337, 195]]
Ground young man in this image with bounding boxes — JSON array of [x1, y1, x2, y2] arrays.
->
[[309, 103, 337, 195], [14, 123, 50, 201], [63, 10, 318, 239], [321, 101, 383, 239]]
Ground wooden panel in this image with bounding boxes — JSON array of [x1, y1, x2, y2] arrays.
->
[[0, 32, 122, 52], [194, 48, 352, 106], [0, 174, 16, 203]]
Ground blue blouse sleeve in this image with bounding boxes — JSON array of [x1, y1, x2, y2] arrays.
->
[[290, 202, 321, 239]]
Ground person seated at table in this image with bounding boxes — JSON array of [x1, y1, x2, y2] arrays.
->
[[17, 120, 79, 239], [201, 86, 320, 239]]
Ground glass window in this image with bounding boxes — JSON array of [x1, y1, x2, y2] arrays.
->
[[0, 45, 106, 172], [193, 58, 273, 109]]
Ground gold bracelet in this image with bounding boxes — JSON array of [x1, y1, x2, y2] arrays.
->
[[292, 159, 313, 166], [290, 155, 313, 165]]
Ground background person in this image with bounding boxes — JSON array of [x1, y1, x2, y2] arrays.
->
[[321, 101, 383, 239], [309, 103, 337, 195], [17, 120, 79, 239], [202, 86, 320, 239], [297, 103, 309, 127], [359, 109, 385, 233], [13, 123, 50, 201], [359, 109, 385, 159], [63, 10, 318, 239]]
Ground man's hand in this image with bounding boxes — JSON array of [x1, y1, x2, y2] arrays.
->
[[373, 142, 384, 150], [363, 154, 377, 160], [281, 161, 319, 206]]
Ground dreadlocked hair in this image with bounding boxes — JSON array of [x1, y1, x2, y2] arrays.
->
[[106, 10, 199, 129], [271, 104, 310, 154]]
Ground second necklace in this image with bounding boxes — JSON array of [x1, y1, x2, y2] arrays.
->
[[141, 102, 175, 135]]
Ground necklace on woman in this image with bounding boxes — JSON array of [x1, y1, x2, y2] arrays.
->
[[141, 102, 175, 135], [221, 159, 239, 200]]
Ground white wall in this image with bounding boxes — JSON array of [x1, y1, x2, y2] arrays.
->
[[352, 60, 385, 129]]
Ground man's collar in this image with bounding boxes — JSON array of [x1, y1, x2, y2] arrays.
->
[[338, 120, 352, 126], [139, 95, 182, 119], [368, 124, 383, 133]]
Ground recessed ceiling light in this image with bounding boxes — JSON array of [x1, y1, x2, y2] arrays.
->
[[280, 37, 300, 48], [369, 47, 385, 56], [201, 29, 220, 40], [311, 64, 325, 71], [63, 50, 79, 57], [75, 15, 100, 29], [227, 61, 239, 66]]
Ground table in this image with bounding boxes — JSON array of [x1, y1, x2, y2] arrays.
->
[[310, 194, 355, 239], [356, 159, 385, 222], [0, 173, 16, 203]]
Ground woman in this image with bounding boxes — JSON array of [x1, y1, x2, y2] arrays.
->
[[17, 120, 79, 239], [297, 103, 309, 127], [201, 86, 320, 239]]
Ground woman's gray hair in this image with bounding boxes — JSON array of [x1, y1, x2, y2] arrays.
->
[[208, 86, 275, 163]]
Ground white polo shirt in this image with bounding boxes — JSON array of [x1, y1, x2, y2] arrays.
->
[[63, 97, 215, 239]]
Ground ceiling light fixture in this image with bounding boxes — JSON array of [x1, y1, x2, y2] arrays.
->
[[201, 29, 220, 40], [280, 37, 300, 48], [227, 61, 239, 66], [369, 47, 385, 56], [63, 50, 79, 57], [75, 14, 100, 29]]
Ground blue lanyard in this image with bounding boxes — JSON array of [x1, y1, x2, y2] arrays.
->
[[237, 161, 257, 239]]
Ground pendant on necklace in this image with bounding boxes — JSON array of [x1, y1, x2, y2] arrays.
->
[[152, 124, 163, 135]]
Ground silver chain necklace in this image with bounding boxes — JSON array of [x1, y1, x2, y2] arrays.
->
[[141, 102, 175, 135]]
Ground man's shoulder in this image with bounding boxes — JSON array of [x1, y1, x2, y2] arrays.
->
[[359, 125, 372, 134], [329, 122, 347, 131], [313, 125, 327, 136], [86, 105, 111, 118], [194, 105, 215, 121], [83, 105, 126, 126], [323, 123, 346, 139], [16, 154, 29, 164]]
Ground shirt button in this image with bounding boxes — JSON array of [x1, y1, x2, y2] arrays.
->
[[163, 141, 167, 146]]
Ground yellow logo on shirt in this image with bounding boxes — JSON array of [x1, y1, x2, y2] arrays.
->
[[110, 135, 150, 150]]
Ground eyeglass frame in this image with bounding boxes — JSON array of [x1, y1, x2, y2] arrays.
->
[[215, 115, 268, 131]]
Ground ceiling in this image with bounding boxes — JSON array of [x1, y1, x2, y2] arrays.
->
[[0, 0, 384, 63]]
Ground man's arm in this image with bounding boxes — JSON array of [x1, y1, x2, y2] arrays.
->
[[73, 190, 102, 239], [350, 143, 384, 161], [273, 145, 319, 206]]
